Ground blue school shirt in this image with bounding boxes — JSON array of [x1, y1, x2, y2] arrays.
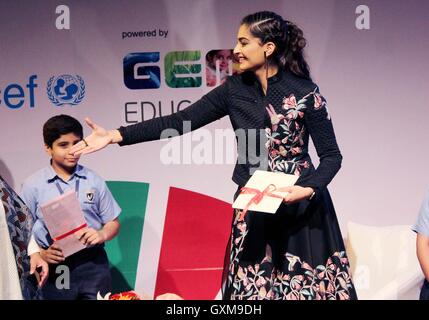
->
[[413, 189, 429, 238], [21, 164, 121, 248]]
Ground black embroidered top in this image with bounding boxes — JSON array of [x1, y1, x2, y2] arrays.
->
[[118, 70, 342, 192]]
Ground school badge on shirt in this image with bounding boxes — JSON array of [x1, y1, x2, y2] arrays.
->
[[85, 189, 95, 203]]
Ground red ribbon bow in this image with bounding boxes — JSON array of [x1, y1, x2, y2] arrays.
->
[[237, 184, 289, 221]]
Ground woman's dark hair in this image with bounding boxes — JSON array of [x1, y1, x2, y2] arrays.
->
[[241, 11, 311, 80], [43, 114, 83, 147]]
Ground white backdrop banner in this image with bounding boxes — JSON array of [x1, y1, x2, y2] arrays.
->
[[1, 0, 428, 299]]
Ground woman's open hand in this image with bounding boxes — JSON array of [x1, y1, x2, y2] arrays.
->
[[70, 118, 122, 156]]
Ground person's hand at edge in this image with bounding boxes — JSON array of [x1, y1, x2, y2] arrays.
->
[[30, 252, 49, 287]]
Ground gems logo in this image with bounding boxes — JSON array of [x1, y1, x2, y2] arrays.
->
[[123, 52, 161, 89], [123, 50, 238, 90], [47, 74, 85, 106], [123, 51, 203, 90]]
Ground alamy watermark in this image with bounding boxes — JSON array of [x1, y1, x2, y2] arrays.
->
[[159, 121, 269, 174]]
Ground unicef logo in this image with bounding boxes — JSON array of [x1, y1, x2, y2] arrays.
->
[[47, 74, 85, 106]]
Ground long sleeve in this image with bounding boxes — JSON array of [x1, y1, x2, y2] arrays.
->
[[118, 80, 231, 146], [296, 88, 343, 190]]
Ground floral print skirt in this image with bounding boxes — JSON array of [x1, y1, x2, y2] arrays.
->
[[222, 187, 358, 300]]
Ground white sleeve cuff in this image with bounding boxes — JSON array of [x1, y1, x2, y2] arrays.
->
[[27, 234, 41, 256]]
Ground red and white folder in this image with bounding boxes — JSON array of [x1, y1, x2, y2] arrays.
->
[[40, 190, 87, 257]]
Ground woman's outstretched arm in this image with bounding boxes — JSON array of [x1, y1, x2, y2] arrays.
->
[[71, 80, 231, 156]]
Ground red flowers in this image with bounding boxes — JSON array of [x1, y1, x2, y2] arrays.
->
[[97, 291, 140, 300], [109, 291, 140, 300]]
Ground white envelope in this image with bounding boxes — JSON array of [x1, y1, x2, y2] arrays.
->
[[40, 190, 87, 257], [232, 170, 299, 214]]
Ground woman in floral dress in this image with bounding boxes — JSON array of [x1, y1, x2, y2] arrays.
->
[[71, 11, 357, 300]]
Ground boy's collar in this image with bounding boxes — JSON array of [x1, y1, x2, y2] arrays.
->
[[45, 163, 86, 182]]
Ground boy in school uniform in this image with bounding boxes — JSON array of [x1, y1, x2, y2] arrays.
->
[[21, 114, 121, 299]]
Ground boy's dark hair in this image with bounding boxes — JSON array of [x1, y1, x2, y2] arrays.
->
[[43, 114, 83, 147]]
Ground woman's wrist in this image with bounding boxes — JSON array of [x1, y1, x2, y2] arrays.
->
[[110, 129, 123, 144], [305, 187, 315, 200]]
